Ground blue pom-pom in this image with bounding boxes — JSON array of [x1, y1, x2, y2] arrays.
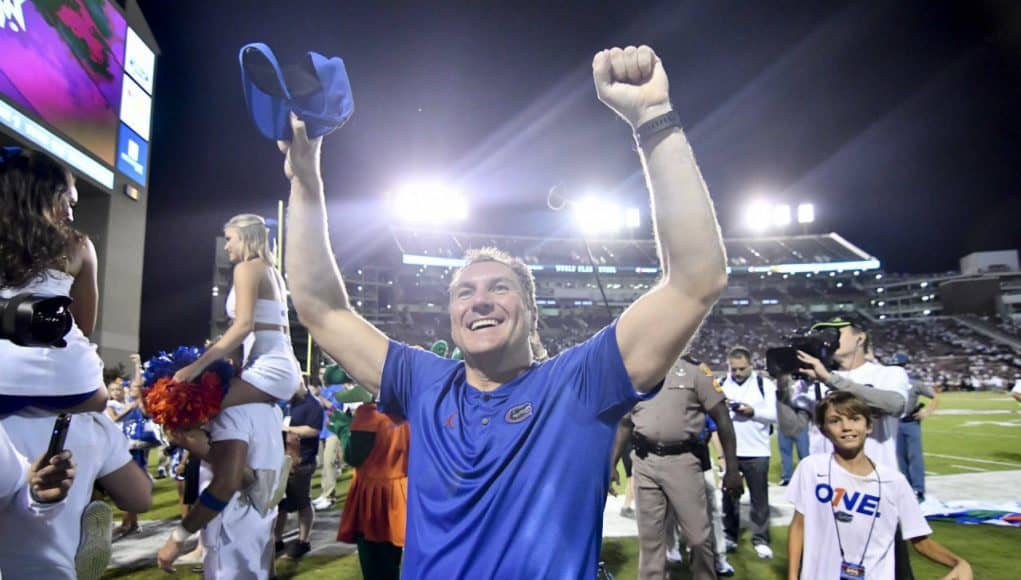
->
[[142, 346, 234, 388]]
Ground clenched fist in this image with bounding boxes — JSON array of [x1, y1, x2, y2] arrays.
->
[[593, 45, 672, 129]]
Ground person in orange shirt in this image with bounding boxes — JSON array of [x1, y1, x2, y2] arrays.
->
[[337, 402, 409, 580]]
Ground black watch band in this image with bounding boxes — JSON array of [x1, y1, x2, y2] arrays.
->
[[634, 110, 682, 146]]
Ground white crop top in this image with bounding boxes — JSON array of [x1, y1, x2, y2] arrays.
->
[[225, 285, 289, 326]]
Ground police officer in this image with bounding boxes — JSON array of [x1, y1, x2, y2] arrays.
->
[[611, 355, 743, 580]]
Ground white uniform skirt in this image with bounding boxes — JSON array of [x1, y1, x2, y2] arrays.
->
[[239, 331, 301, 401]]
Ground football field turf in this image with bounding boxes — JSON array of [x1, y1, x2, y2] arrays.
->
[[103, 391, 1020, 578]]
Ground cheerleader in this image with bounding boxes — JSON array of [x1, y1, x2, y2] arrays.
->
[[157, 214, 300, 578], [0, 147, 107, 414]]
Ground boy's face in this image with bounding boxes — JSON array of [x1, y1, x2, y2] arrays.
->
[[822, 405, 871, 454]]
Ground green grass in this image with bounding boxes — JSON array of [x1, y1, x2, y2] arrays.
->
[[105, 392, 1021, 579]]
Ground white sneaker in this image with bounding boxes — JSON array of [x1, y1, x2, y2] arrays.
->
[[75, 501, 113, 580], [754, 543, 774, 559], [717, 555, 735, 576], [312, 496, 332, 510], [666, 545, 683, 564]]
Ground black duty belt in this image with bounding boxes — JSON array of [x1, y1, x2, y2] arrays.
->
[[632, 432, 701, 459]]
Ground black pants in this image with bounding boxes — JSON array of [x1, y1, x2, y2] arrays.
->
[[723, 456, 771, 546], [895, 525, 915, 579], [356, 533, 403, 580]]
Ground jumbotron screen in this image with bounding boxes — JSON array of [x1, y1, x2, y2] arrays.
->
[[0, 0, 155, 190]]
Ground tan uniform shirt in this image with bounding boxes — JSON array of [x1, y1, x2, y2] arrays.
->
[[628, 358, 725, 445]]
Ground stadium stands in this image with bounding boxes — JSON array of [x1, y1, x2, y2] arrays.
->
[[379, 229, 1020, 390]]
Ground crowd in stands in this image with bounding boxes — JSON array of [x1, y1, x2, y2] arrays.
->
[[390, 310, 1021, 390]]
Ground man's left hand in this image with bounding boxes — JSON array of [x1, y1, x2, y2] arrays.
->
[[734, 404, 755, 418], [796, 351, 831, 383], [156, 535, 182, 573], [29, 450, 75, 503], [593, 45, 672, 129], [722, 469, 743, 498]]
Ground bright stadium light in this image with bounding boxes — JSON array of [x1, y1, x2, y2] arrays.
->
[[797, 203, 815, 224], [745, 201, 772, 231], [572, 196, 629, 235], [388, 181, 468, 224], [624, 207, 641, 229], [772, 204, 791, 227]]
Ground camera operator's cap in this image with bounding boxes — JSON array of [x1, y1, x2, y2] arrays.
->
[[239, 43, 354, 141], [810, 314, 869, 333]]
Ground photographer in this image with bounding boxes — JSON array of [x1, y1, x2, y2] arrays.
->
[[779, 316, 908, 468]]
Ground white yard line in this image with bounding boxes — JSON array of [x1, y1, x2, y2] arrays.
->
[[924, 430, 1021, 439], [950, 464, 985, 472], [925, 452, 1021, 467], [933, 409, 1016, 415]]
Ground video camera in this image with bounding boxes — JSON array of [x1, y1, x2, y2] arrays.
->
[[0, 293, 74, 347], [765, 326, 842, 379]]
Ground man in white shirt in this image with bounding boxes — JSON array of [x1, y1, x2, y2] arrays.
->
[[719, 346, 777, 560], [0, 412, 152, 579]]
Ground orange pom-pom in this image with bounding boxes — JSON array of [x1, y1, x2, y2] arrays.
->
[[143, 373, 226, 431]]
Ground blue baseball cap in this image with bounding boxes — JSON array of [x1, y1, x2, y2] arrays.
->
[[239, 43, 354, 140]]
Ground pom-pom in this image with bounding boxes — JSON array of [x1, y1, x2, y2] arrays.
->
[[141, 346, 234, 431]]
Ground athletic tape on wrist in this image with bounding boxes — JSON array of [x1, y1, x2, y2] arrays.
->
[[171, 524, 190, 543]]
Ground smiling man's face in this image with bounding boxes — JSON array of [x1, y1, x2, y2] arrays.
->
[[449, 260, 533, 361]]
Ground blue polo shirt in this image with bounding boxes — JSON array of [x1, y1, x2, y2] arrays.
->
[[380, 321, 654, 579]]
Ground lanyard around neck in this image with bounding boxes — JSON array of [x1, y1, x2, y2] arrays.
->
[[828, 453, 881, 566]]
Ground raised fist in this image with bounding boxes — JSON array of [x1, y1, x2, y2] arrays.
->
[[593, 45, 671, 129]]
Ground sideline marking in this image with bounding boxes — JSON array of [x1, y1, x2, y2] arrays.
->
[[950, 464, 984, 472], [925, 453, 1021, 467]]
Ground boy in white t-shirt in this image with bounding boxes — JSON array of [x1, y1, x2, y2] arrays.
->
[[786, 391, 971, 580]]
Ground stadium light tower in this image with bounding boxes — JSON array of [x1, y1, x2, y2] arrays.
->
[[772, 204, 792, 227], [571, 195, 639, 236], [797, 203, 815, 224], [746, 199, 815, 235], [745, 201, 772, 232], [388, 181, 468, 225]]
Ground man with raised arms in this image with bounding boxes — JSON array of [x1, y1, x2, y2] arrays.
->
[[279, 45, 728, 578]]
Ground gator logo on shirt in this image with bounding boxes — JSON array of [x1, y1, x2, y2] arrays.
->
[[815, 484, 882, 517], [505, 402, 533, 424]]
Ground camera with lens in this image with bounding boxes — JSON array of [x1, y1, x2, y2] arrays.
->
[[765, 325, 842, 379], [0, 293, 74, 347]]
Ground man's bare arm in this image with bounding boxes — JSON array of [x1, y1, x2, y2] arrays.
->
[[592, 47, 727, 392], [706, 401, 743, 497], [280, 115, 389, 394]]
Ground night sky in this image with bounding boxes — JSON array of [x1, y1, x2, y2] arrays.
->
[[135, 0, 1021, 356]]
